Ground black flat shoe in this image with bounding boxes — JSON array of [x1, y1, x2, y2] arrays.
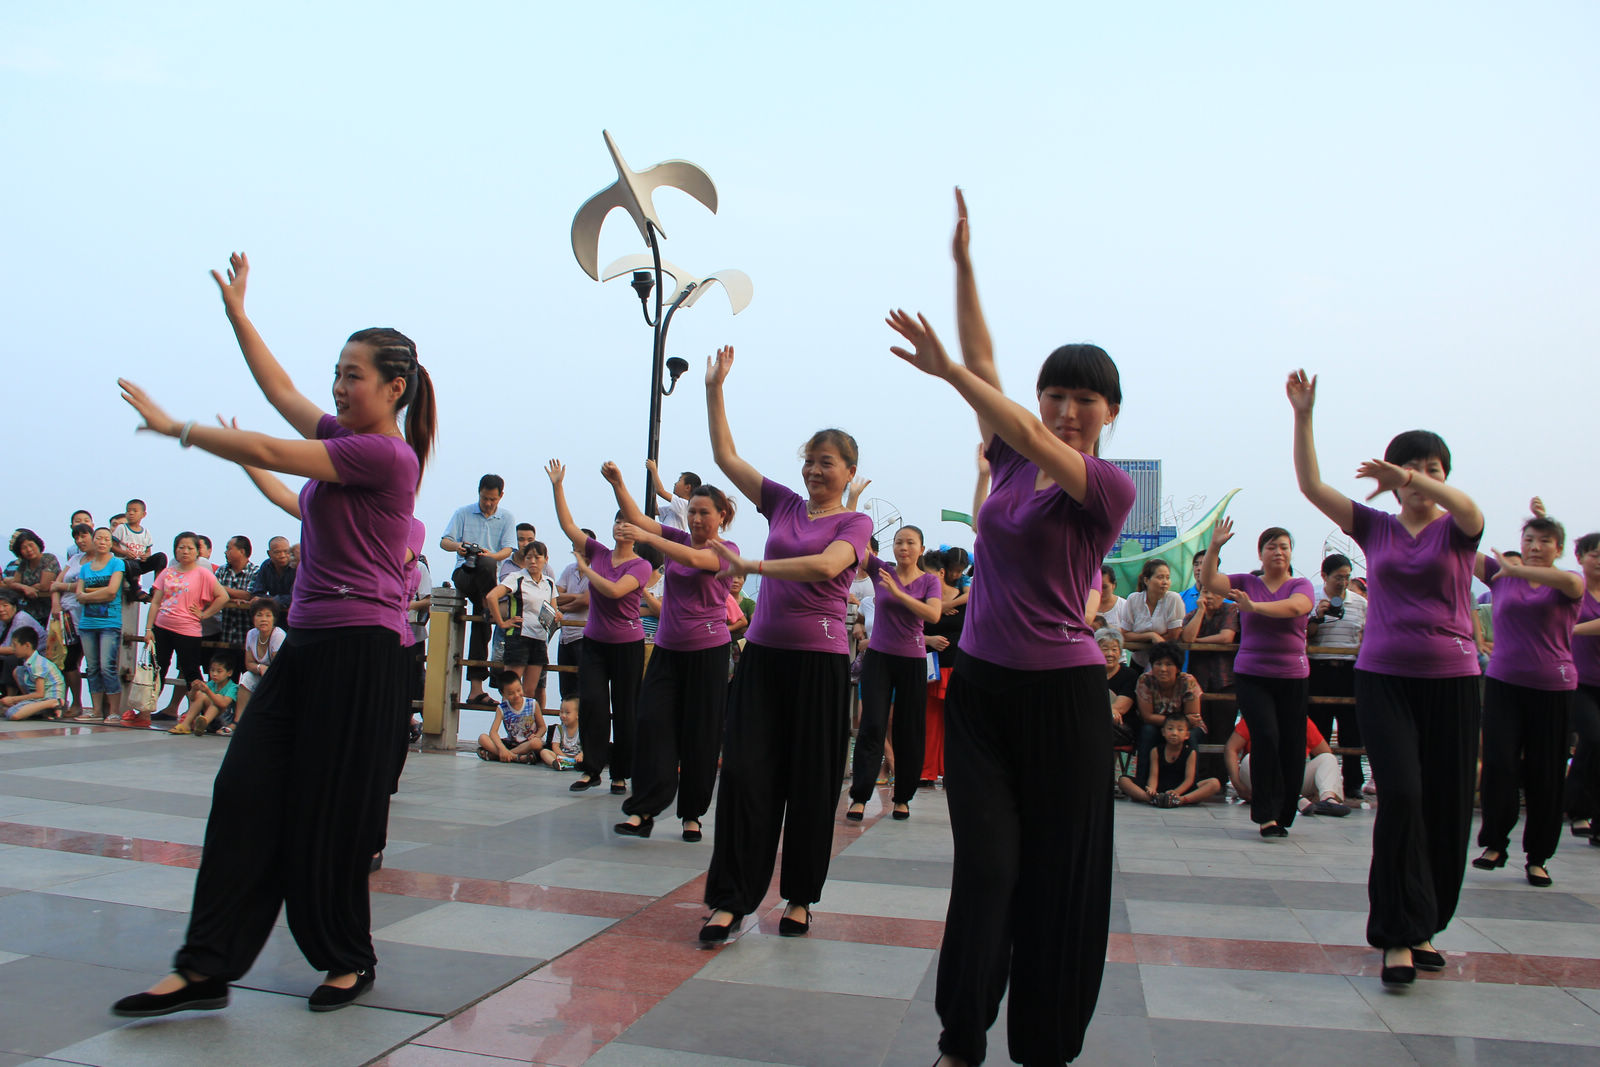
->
[[1259, 824, 1288, 838], [610, 780, 627, 796], [778, 907, 812, 937], [308, 968, 375, 1012], [891, 807, 911, 820], [699, 913, 743, 943], [1471, 850, 1507, 870], [1380, 950, 1415, 987], [1570, 821, 1592, 838], [845, 806, 865, 822], [1412, 947, 1446, 971], [369, 852, 382, 873], [681, 822, 703, 843], [613, 817, 653, 838], [1525, 863, 1553, 887], [111, 974, 231, 1017], [569, 776, 601, 792]]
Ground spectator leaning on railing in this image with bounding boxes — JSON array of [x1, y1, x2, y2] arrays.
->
[[1307, 552, 1367, 797], [441, 473, 518, 707], [214, 536, 257, 670], [249, 536, 296, 621]]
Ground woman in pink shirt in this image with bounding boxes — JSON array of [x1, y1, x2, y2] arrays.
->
[[142, 532, 228, 726], [888, 191, 1136, 1067], [696, 346, 873, 943], [1289, 369, 1482, 988]]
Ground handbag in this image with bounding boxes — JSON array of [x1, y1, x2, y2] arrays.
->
[[124, 645, 160, 715], [44, 616, 68, 669], [925, 650, 941, 682]]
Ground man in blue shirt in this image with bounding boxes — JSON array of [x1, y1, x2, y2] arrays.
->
[[441, 474, 518, 705]]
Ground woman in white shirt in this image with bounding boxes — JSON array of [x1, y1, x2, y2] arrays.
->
[[487, 543, 561, 697], [1111, 559, 1185, 668]]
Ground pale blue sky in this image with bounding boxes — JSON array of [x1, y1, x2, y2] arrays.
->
[[4, 2, 1596, 580]]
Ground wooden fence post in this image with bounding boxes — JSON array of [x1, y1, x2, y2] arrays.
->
[[420, 586, 465, 752]]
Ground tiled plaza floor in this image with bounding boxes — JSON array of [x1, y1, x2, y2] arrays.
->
[[3, 718, 1600, 1065]]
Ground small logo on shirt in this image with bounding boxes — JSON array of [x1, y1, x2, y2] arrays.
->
[[1058, 621, 1081, 643], [705, 621, 717, 635], [334, 584, 355, 598], [1559, 664, 1570, 682], [1452, 637, 1472, 656], [820, 619, 835, 640]]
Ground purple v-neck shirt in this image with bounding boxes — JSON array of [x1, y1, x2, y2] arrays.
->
[[744, 479, 873, 655], [1228, 572, 1314, 678], [653, 525, 738, 652], [865, 555, 942, 659], [1347, 502, 1480, 678], [1483, 556, 1581, 691]]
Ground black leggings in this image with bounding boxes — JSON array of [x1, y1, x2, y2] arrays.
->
[[936, 655, 1110, 1067], [175, 627, 406, 979], [1354, 670, 1479, 950], [153, 625, 205, 692], [1478, 677, 1572, 865], [1308, 658, 1364, 794], [1564, 683, 1600, 828], [1234, 672, 1309, 828], [577, 637, 644, 781], [623, 643, 730, 822], [704, 642, 849, 915], [850, 649, 928, 806]]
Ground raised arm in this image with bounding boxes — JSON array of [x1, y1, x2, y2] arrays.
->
[[544, 460, 588, 552], [972, 442, 991, 522], [218, 417, 304, 518], [877, 569, 944, 624], [704, 346, 765, 503], [1356, 459, 1484, 538], [618, 523, 722, 573], [604, 462, 662, 537], [846, 477, 871, 512], [888, 311, 1096, 503], [644, 458, 673, 503], [120, 383, 340, 482], [1200, 517, 1235, 598], [951, 190, 1000, 446], [1287, 371, 1355, 532], [711, 540, 859, 583], [573, 554, 641, 601], [1484, 550, 1585, 600], [210, 253, 325, 439]]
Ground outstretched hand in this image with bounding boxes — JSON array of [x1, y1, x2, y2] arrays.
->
[[600, 461, 624, 486], [118, 379, 180, 437], [546, 459, 566, 486], [1285, 370, 1317, 415], [708, 540, 756, 577], [887, 310, 956, 380], [952, 188, 971, 267], [209, 252, 249, 314], [1530, 495, 1546, 519], [705, 345, 734, 389], [616, 522, 649, 544], [1356, 458, 1410, 500], [1228, 586, 1255, 613], [1211, 515, 1235, 553], [1490, 548, 1522, 576], [877, 569, 903, 598]]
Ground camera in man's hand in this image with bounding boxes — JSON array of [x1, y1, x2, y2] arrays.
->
[[458, 542, 484, 559]]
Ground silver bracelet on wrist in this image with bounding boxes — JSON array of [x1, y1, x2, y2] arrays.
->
[[178, 421, 196, 448]]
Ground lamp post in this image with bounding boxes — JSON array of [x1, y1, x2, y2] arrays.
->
[[570, 131, 751, 517]]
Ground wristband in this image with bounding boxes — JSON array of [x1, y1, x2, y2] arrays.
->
[[178, 421, 196, 448], [1402, 469, 1413, 487], [757, 560, 764, 575]]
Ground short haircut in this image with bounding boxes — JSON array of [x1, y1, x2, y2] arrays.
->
[[580, 528, 596, 540], [71, 523, 93, 540], [532, 540, 548, 558], [1321, 553, 1352, 577], [492, 669, 520, 691], [1383, 430, 1451, 478], [1094, 627, 1123, 647], [1137, 558, 1169, 592], [515, 522, 536, 534], [897, 525, 925, 547], [197, 535, 212, 552], [478, 474, 505, 493], [269, 536, 290, 549], [1522, 516, 1566, 549], [173, 531, 201, 552], [247, 598, 279, 625], [1503, 551, 1523, 560], [868, 535, 880, 554], [125, 498, 145, 510], [1146, 643, 1185, 668], [1162, 711, 1190, 729], [9, 528, 44, 555], [1257, 527, 1293, 552], [1101, 564, 1116, 582], [800, 429, 859, 467], [680, 471, 702, 490], [11, 625, 39, 647], [0, 591, 17, 606], [208, 653, 233, 671], [229, 534, 253, 557], [1577, 532, 1600, 557]]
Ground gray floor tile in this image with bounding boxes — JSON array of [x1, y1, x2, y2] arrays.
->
[[1455, 887, 1600, 923], [824, 855, 953, 889], [0, 894, 189, 972], [620, 979, 906, 1067], [1293, 908, 1505, 952], [1116, 870, 1282, 907], [1148, 1017, 1418, 1065], [38, 984, 431, 1067], [42, 863, 198, 913], [1271, 878, 1374, 911], [584, 1046, 803, 1067], [0, 849, 139, 893], [1462, 916, 1600, 958], [1141, 964, 1385, 1031], [0, 955, 156, 1056], [372, 901, 613, 960], [1352, 975, 1600, 1045], [510, 857, 700, 896], [1126, 899, 1314, 943], [1398, 1033, 1600, 1066], [811, 879, 949, 921], [377, 844, 569, 882], [695, 936, 932, 999], [1097, 962, 1148, 1019]]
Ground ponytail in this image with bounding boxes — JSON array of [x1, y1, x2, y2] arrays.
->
[[404, 362, 437, 482]]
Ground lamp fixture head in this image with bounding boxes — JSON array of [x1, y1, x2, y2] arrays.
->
[[630, 270, 654, 304]]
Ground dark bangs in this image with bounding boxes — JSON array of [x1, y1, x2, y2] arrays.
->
[[1383, 430, 1451, 477], [1036, 344, 1122, 405]]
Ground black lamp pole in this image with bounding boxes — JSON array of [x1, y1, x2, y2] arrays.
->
[[635, 223, 696, 520]]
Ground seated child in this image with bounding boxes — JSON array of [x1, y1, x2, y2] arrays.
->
[[1, 627, 67, 720], [171, 654, 238, 735], [1119, 713, 1223, 808], [236, 598, 285, 723], [477, 672, 557, 766]]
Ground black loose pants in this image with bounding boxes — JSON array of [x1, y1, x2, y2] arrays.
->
[[1354, 670, 1478, 950], [850, 649, 928, 807], [1478, 677, 1572, 865], [1234, 673, 1310, 828], [577, 637, 644, 781], [623, 642, 729, 822], [704, 643, 849, 914], [1564, 683, 1600, 828], [175, 627, 405, 980], [935, 655, 1110, 1067], [1308, 658, 1364, 795]]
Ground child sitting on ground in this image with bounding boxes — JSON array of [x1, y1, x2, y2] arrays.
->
[[1, 627, 67, 720], [1119, 713, 1223, 808], [477, 671, 557, 766], [171, 654, 238, 735]]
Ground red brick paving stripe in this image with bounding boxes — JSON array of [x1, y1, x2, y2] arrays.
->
[[367, 867, 655, 918], [0, 820, 202, 867]]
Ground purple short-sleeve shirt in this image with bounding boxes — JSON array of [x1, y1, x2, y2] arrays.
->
[[961, 436, 1136, 671], [744, 479, 873, 655], [1483, 557, 1582, 691], [653, 526, 737, 652], [1347, 502, 1480, 678], [581, 538, 654, 645], [1228, 572, 1313, 678], [291, 416, 419, 641], [865, 556, 942, 659]]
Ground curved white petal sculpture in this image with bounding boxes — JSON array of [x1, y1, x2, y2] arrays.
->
[[571, 130, 718, 280]]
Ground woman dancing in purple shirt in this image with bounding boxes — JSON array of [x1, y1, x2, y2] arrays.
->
[[697, 345, 873, 943], [1471, 514, 1584, 886], [112, 252, 436, 1016], [889, 191, 1136, 1067], [1289, 369, 1482, 988]]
